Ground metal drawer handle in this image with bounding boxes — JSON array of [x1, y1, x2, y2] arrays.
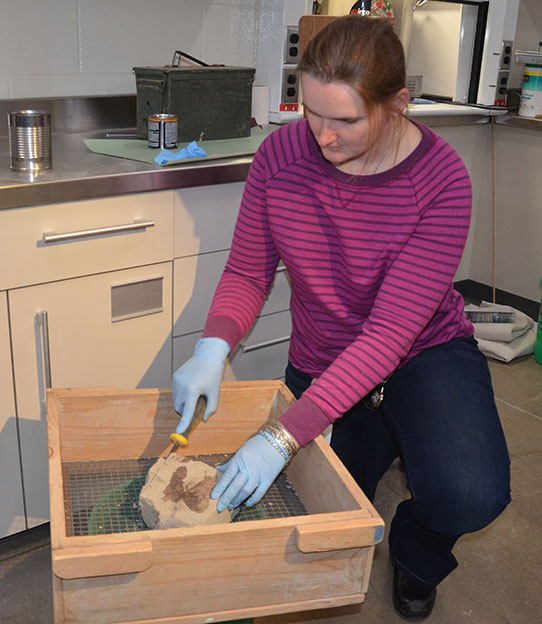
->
[[37, 310, 52, 415], [240, 335, 290, 353], [42, 219, 155, 244], [37, 311, 52, 389]]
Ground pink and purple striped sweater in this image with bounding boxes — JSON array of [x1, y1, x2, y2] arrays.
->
[[203, 118, 474, 445]]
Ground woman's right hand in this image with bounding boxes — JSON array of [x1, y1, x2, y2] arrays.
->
[[172, 337, 230, 434]]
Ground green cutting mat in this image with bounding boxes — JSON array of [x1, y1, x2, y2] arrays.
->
[[84, 126, 270, 167]]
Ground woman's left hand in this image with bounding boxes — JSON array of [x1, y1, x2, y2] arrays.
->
[[211, 434, 286, 512]]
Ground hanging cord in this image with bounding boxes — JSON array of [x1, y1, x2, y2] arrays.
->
[[491, 115, 496, 304]]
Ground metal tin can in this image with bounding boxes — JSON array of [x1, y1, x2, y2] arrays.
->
[[8, 109, 52, 171], [148, 113, 178, 149]]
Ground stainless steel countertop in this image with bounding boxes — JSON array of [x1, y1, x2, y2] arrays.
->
[[0, 129, 254, 210], [0, 102, 507, 211]]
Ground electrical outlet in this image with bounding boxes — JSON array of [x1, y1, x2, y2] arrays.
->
[[284, 26, 300, 64], [500, 40, 513, 70], [493, 70, 510, 106], [281, 67, 299, 104]]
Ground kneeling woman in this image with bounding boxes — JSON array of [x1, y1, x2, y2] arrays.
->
[[172, 15, 511, 620]]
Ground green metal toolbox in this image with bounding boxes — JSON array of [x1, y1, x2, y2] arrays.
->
[[133, 54, 255, 143]]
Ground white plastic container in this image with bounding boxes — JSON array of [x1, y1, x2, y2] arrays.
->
[[519, 65, 542, 118], [515, 51, 542, 118]]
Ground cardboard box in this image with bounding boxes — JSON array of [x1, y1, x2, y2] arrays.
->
[[47, 381, 383, 624]]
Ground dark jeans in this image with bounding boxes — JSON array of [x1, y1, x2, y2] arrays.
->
[[285, 337, 511, 587]]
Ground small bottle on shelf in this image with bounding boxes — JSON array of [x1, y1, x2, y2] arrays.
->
[[350, 1, 372, 16]]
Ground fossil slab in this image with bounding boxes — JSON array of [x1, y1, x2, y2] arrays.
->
[[139, 455, 237, 529]]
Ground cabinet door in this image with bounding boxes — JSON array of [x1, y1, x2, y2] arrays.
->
[[9, 263, 173, 528], [174, 183, 243, 258], [0, 292, 26, 537]]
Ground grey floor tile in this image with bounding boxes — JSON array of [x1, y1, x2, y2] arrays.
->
[[498, 399, 542, 500], [488, 357, 542, 410], [0, 545, 53, 624]]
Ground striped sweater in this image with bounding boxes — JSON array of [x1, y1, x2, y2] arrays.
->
[[203, 118, 474, 445]]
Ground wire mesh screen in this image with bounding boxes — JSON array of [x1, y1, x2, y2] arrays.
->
[[62, 455, 307, 537]]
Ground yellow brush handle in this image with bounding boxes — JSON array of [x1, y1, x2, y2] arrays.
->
[[170, 432, 188, 447], [172, 396, 207, 448]]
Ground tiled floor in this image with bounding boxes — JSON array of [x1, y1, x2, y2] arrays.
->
[[1, 356, 541, 624]]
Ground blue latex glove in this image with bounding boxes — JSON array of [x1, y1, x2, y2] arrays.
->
[[172, 337, 230, 434], [211, 433, 287, 512], [154, 140, 208, 165]]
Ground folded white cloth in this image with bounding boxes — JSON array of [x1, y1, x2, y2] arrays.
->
[[465, 301, 533, 342], [465, 301, 536, 362]]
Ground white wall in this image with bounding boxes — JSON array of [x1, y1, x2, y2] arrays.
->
[[469, 123, 542, 303], [0, 0, 260, 99]]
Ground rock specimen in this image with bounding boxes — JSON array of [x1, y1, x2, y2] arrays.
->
[[139, 455, 237, 529]]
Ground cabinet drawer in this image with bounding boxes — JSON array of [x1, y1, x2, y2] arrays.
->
[[225, 310, 292, 381], [260, 265, 291, 316], [0, 191, 174, 290], [174, 183, 243, 258], [172, 331, 202, 372], [173, 251, 229, 338], [174, 255, 290, 338], [172, 310, 291, 383]]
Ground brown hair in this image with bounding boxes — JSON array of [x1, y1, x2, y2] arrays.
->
[[297, 15, 406, 116]]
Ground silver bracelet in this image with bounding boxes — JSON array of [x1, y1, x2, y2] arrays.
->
[[268, 421, 299, 454], [260, 422, 299, 461], [259, 431, 289, 462]]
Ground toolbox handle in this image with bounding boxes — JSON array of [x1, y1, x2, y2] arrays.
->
[[171, 50, 210, 67], [52, 541, 153, 579], [171, 50, 225, 68], [295, 518, 384, 553]]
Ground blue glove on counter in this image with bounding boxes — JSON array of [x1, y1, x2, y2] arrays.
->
[[154, 140, 208, 165], [172, 337, 230, 434], [211, 433, 287, 512]]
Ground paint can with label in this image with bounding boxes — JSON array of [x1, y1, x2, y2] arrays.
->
[[148, 113, 178, 149], [519, 64, 542, 118]]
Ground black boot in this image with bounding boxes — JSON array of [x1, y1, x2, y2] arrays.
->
[[392, 565, 437, 620]]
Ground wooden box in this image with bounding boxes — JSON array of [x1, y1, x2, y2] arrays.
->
[[47, 381, 384, 624]]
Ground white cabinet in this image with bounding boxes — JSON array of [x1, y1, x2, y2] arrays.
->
[[174, 183, 244, 258], [0, 191, 174, 291], [173, 262, 293, 383], [0, 180, 292, 537], [172, 180, 292, 382], [225, 310, 292, 381], [0, 292, 26, 537], [9, 263, 173, 528], [173, 251, 229, 338]]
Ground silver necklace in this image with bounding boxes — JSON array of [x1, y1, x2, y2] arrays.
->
[[372, 115, 398, 175]]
